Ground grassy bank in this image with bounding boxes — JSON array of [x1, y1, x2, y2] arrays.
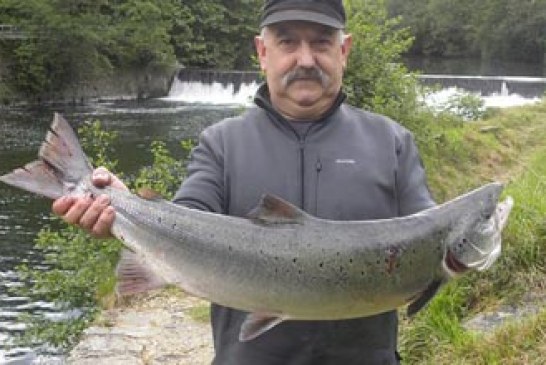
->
[[400, 100, 546, 364]]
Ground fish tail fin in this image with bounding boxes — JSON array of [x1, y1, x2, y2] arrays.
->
[[0, 113, 93, 199]]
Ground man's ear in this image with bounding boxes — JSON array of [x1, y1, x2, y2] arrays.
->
[[341, 33, 353, 69], [255, 36, 267, 72]]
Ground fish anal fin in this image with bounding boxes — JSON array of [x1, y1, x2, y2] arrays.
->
[[239, 312, 286, 342], [115, 248, 168, 297], [407, 279, 445, 317], [248, 194, 306, 225]]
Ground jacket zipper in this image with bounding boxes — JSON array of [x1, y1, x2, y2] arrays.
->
[[299, 140, 306, 209], [314, 156, 322, 215]]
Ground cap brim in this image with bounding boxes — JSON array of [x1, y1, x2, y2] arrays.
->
[[260, 9, 344, 29]]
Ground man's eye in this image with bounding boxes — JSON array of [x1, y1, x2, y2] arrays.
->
[[314, 39, 332, 47], [279, 39, 295, 45]]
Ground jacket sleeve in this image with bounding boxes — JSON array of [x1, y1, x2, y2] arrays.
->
[[395, 129, 436, 216], [172, 126, 225, 213]]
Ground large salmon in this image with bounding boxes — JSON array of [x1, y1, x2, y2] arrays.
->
[[0, 113, 513, 341]]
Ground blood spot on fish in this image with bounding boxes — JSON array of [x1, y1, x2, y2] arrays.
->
[[385, 247, 400, 275]]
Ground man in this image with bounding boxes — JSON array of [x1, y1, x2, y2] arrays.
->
[[53, 0, 435, 363]]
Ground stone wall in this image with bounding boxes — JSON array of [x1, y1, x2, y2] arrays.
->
[[0, 65, 177, 104]]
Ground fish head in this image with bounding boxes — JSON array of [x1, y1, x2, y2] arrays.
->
[[444, 183, 513, 276]]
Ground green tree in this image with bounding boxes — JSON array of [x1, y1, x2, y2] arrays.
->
[[344, 0, 421, 130]]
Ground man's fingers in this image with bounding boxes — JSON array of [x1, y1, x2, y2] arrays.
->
[[52, 196, 76, 216], [90, 207, 116, 238], [79, 195, 111, 231], [63, 195, 93, 225], [92, 167, 112, 188], [92, 167, 128, 191]]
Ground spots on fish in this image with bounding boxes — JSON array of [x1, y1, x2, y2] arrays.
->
[[157, 216, 162, 224], [228, 245, 233, 252], [171, 223, 177, 229], [319, 262, 324, 268]]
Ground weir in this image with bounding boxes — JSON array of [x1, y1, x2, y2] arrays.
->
[[418, 75, 546, 98], [165, 69, 545, 105], [164, 69, 262, 105]]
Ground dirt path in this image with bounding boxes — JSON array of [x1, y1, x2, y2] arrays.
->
[[67, 289, 213, 365]]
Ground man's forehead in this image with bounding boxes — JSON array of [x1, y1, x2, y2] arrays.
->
[[267, 21, 337, 36]]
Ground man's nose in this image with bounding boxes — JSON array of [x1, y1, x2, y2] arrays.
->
[[296, 42, 316, 68]]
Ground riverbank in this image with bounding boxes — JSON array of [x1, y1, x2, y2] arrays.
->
[[68, 289, 213, 365]]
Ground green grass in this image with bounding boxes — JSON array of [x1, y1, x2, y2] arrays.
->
[[400, 100, 546, 364], [187, 304, 211, 323]]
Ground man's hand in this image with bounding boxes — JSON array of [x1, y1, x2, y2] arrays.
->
[[52, 167, 128, 238]]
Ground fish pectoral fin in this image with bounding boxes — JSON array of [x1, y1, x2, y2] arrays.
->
[[248, 194, 307, 226], [406, 279, 445, 317], [115, 248, 168, 297], [239, 312, 286, 342]]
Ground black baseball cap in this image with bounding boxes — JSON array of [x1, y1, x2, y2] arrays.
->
[[260, 0, 346, 29]]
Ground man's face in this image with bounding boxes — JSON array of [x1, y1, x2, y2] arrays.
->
[[255, 21, 352, 120]]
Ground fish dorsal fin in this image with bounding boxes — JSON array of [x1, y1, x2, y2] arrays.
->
[[115, 248, 168, 297], [239, 313, 286, 342], [137, 187, 164, 201], [248, 194, 306, 225]]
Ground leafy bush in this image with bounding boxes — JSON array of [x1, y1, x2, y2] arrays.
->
[[344, 0, 422, 131]]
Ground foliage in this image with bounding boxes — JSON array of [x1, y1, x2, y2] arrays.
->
[[172, 0, 260, 69], [0, 0, 261, 99], [388, 0, 546, 63], [343, 0, 423, 132], [132, 139, 193, 199], [437, 92, 486, 122], [12, 120, 191, 350], [400, 101, 546, 364]]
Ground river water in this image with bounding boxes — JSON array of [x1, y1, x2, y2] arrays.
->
[[0, 100, 240, 364]]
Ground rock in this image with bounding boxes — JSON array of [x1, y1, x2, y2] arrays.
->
[[68, 290, 213, 364]]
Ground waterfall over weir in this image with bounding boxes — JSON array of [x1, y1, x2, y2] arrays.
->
[[164, 69, 262, 105], [162, 69, 544, 107], [418, 75, 546, 98]]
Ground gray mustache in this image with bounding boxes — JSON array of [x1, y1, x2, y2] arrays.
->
[[282, 67, 330, 88]]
